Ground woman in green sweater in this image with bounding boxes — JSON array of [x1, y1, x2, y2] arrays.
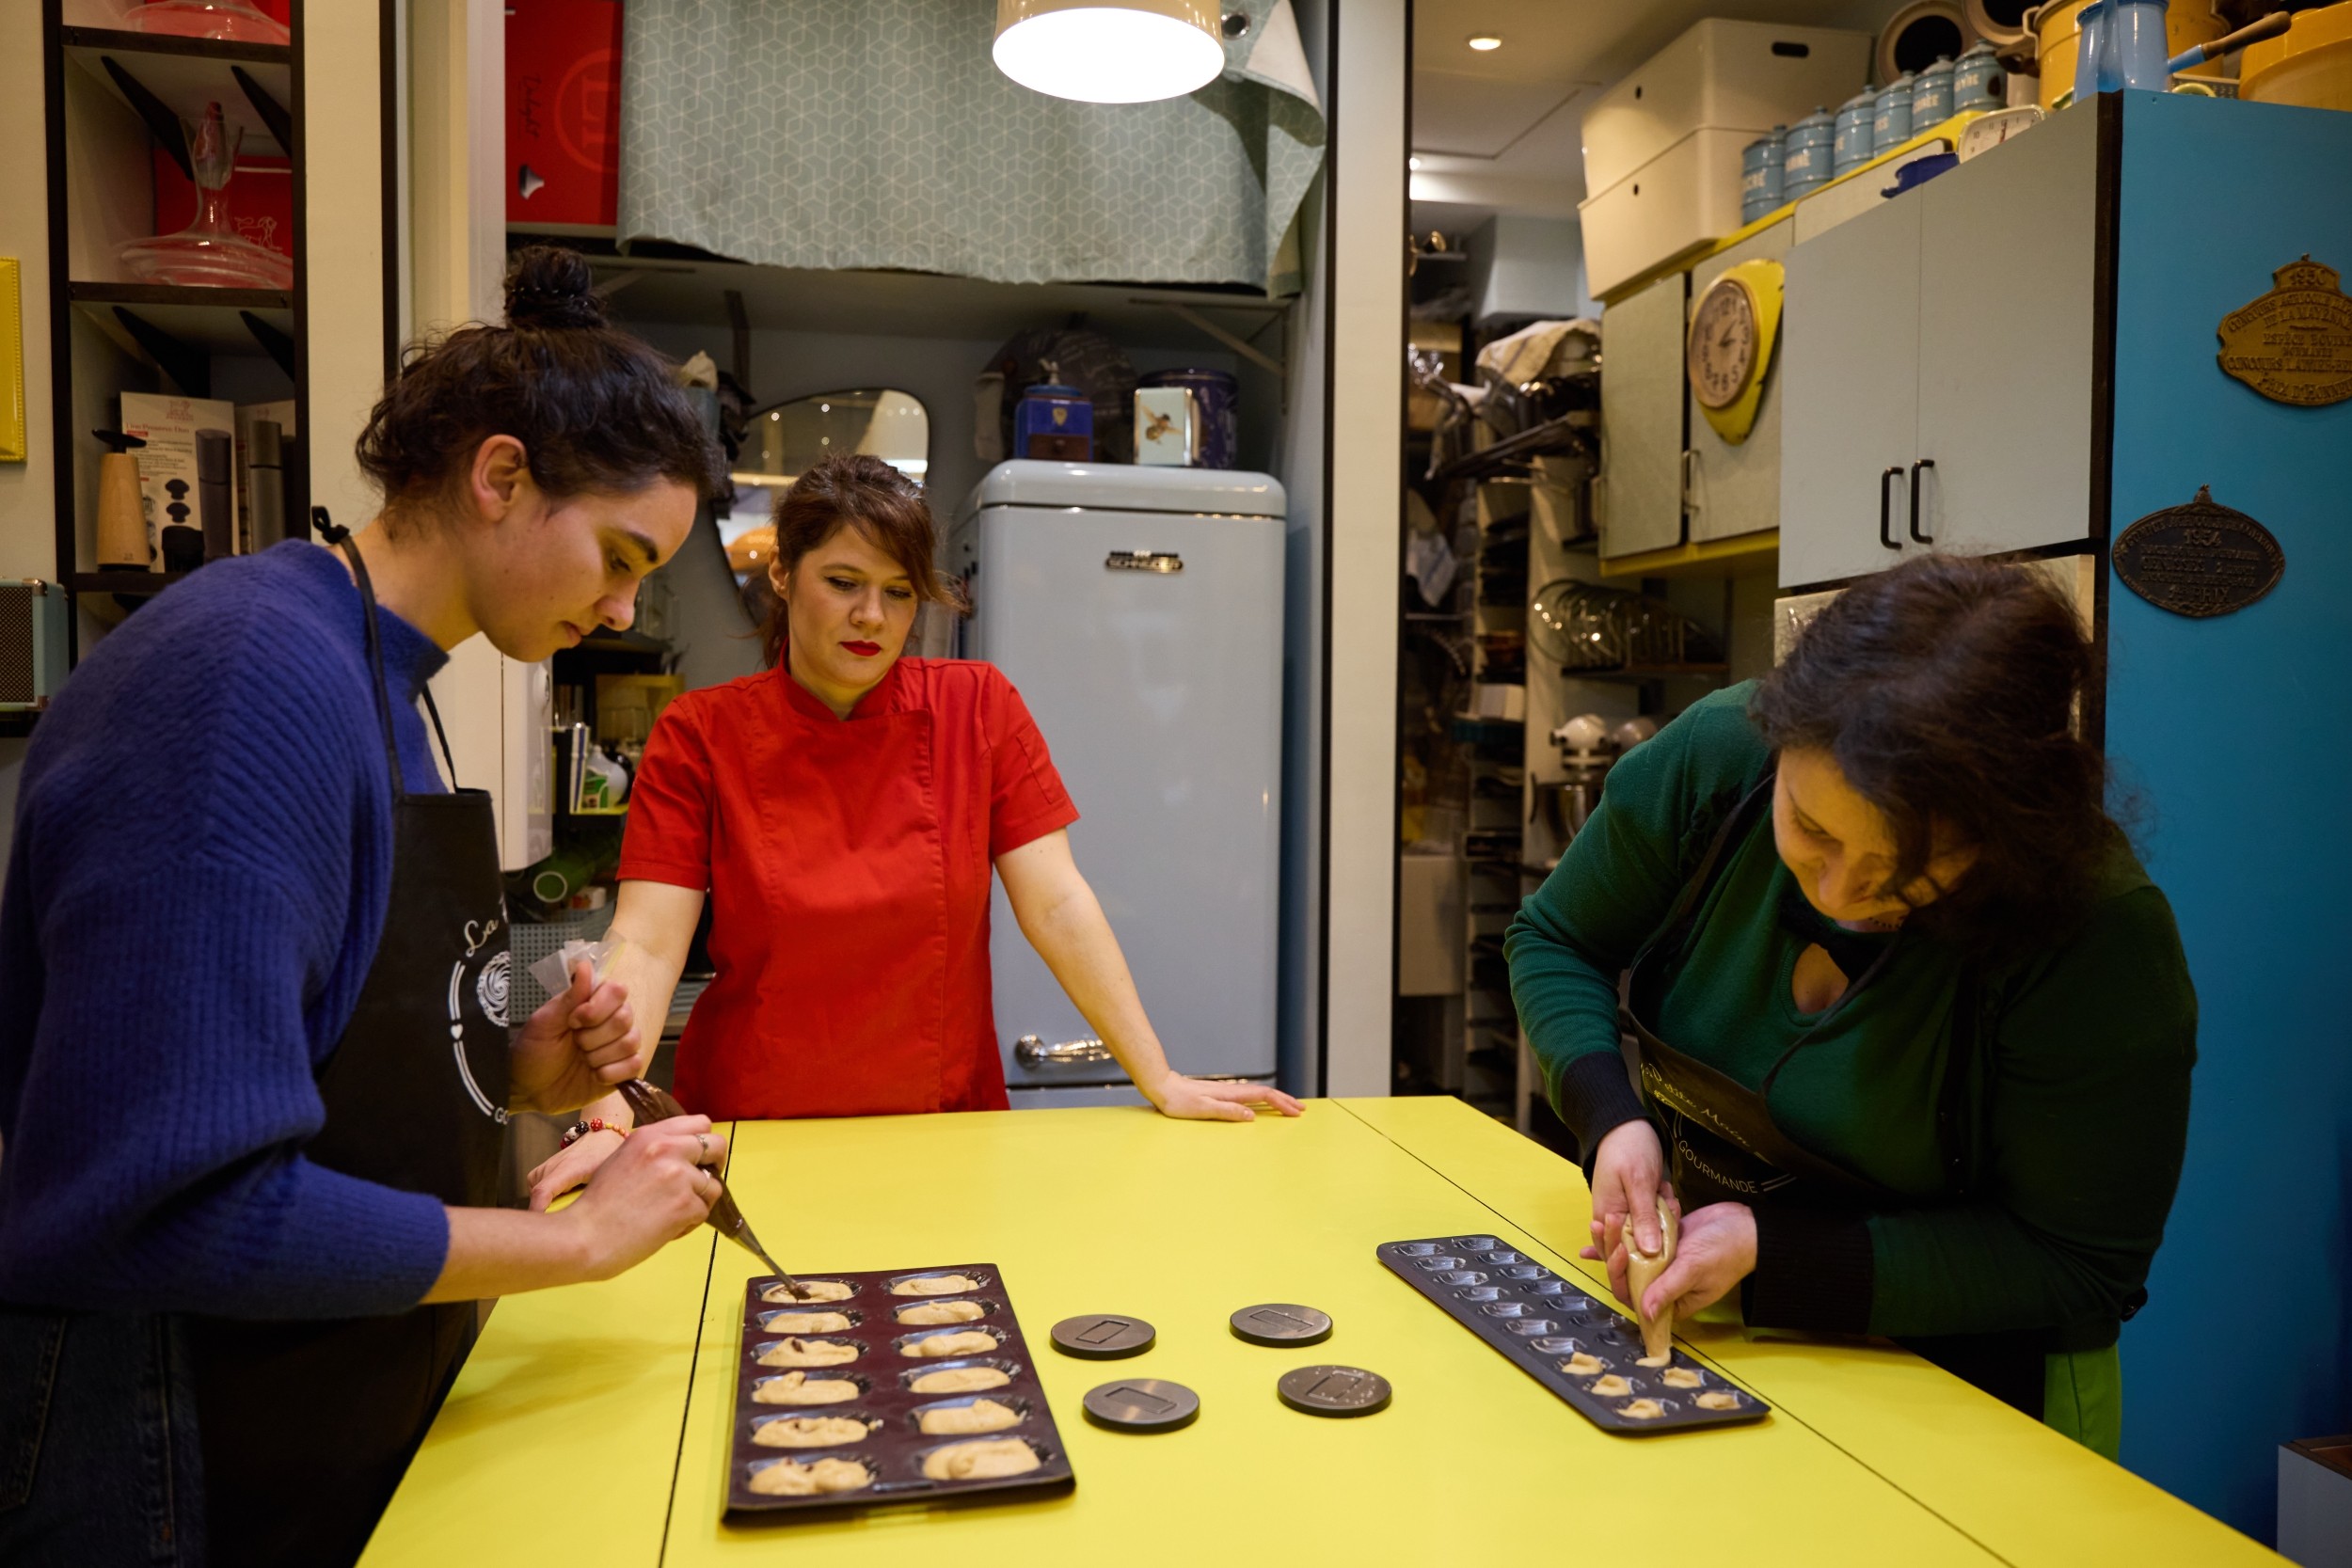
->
[[1505, 554, 2194, 1456]]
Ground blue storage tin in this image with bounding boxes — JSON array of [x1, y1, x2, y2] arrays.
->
[[1872, 72, 1915, 153], [1832, 90, 1877, 176], [1014, 383, 1092, 461], [1783, 107, 1836, 201], [1912, 55, 1956, 125], [1740, 126, 1787, 225], [1952, 39, 2006, 114]]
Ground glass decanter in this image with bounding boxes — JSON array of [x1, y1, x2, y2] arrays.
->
[[119, 102, 294, 291], [118, 0, 291, 45]]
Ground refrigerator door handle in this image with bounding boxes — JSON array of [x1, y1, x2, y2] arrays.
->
[[1014, 1034, 1117, 1068]]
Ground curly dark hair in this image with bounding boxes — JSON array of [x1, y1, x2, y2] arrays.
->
[[762, 453, 964, 669], [355, 246, 721, 525], [1749, 554, 2119, 957]]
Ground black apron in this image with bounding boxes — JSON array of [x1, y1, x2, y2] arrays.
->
[[183, 534, 512, 1567], [1617, 769, 2053, 1415]]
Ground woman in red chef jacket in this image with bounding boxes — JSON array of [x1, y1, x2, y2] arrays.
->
[[529, 453, 1296, 1197]]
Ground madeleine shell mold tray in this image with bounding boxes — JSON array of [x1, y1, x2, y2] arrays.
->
[[729, 1266, 1073, 1520], [1376, 1235, 1769, 1436]]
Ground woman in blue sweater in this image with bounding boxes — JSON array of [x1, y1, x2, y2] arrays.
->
[[0, 249, 725, 1567]]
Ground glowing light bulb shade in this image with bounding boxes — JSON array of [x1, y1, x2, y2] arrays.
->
[[993, 0, 1226, 104]]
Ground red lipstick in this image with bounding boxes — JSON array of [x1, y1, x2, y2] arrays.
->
[[841, 641, 882, 657]]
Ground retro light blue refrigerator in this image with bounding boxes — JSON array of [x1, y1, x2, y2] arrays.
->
[[950, 461, 1286, 1106]]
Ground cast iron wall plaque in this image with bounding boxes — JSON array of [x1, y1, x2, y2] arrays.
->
[[2217, 256, 2352, 406], [2113, 486, 2283, 619]]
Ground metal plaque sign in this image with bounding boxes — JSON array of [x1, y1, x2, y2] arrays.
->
[[2217, 256, 2352, 406], [2112, 486, 2283, 619]]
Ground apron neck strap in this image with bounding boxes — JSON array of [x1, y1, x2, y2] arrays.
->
[[326, 523, 410, 800]]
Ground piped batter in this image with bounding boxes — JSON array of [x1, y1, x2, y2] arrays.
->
[[752, 1416, 870, 1449], [1695, 1391, 1742, 1412], [921, 1438, 1040, 1481], [1661, 1367, 1703, 1389], [763, 1311, 851, 1334], [748, 1456, 872, 1496], [916, 1399, 1022, 1435], [1587, 1374, 1633, 1399], [765, 1280, 853, 1304], [893, 1274, 981, 1297], [910, 1365, 1011, 1395], [904, 1330, 997, 1358], [757, 1337, 859, 1369], [897, 1300, 985, 1325], [1617, 1399, 1666, 1421], [1560, 1352, 1606, 1378], [753, 1372, 860, 1405]]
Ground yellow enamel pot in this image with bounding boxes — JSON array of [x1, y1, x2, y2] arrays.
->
[[2243, 1, 2352, 110]]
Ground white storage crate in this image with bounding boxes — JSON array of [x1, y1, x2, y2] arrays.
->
[[1581, 20, 1870, 196], [1580, 19, 1869, 297]]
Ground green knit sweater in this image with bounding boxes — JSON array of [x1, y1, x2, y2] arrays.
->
[[1504, 684, 2197, 1346]]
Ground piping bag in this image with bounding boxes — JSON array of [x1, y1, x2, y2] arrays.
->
[[531, 938, 797, 1294], [1624, 1197, 1679, 1367]]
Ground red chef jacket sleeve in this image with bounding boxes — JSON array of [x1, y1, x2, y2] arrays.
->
[[984, 669, 1080, 859], [617, 697, 715, 890]]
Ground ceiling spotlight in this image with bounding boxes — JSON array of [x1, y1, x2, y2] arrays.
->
[[994, 0, 1227, 104], [1467, 34, 1502, 51]]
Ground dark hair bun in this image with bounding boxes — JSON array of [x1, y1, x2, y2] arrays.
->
[[503, 245, 606, 331]]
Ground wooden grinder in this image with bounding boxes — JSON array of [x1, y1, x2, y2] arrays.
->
[[94, 429, 151, 571]]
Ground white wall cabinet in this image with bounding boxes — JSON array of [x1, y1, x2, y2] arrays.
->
[[1597, 271, 1686, 560], [1779, 104, 2099, 589], [1685, 219, 1791, 545]]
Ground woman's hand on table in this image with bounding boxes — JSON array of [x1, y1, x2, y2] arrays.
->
[[1141, 1070, 1305, 1122], [526, 1126, 627, 1212], [1581, 1118, 1678, 1283], [508, 959, 644, 1115], [557, 1115, 726, 1278], [1634, 1201, 1756, 1321]]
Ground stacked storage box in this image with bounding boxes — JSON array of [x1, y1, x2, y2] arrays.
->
[[1579, 19, 1869, 298]]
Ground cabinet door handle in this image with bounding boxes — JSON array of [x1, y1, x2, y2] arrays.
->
[[1908, 458, 1935, 545], [1879, 467, 1904, 550]]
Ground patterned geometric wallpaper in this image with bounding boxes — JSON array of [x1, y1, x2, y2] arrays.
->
[[618, 0, 1325, 295]]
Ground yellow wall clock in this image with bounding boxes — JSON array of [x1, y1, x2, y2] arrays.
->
[[1688, 259, 1785, 446]]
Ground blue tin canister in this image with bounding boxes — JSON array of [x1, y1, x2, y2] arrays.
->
[[1137, 368, 1238, 468], [1872, 72, 1916, 153], [1832, 90, 1877, 176], [1014, 382, 1092, 461], [1740, 127, 1787, 225], [1912, 56, 1956, 125], [1951, 39, 2006, 114], [1783, 107, 1836, 201]]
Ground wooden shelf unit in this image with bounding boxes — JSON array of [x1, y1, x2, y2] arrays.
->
[[41, 0, 310, 662]]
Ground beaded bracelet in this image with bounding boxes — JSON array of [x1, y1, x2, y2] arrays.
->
[[559, 1117, 630, 1148]]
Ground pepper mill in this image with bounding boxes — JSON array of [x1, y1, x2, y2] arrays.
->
[[93, 429, 153, 572]]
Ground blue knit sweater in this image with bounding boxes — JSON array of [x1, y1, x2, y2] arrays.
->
[[0, 542, 457, 1318]]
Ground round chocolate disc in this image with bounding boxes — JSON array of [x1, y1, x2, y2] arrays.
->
[[1049, 1313, 1157, 1359], [1082, 1377, 1200, 1433], [1277, 1364, 1391, 1418], [1230, 1303, 1334, 1347]]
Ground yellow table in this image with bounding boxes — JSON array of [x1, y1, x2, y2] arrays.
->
[[360, 1099, 2280, 1566]]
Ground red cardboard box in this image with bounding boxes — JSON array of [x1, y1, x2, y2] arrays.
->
[[506, 0, 624, 230]]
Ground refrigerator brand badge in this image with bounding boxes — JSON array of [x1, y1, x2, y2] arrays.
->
[[2217, 256, 2352, 406], [2113, 486, 2283, 620], [1105, 551, 1183, 573]]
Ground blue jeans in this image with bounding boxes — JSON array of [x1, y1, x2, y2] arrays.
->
[[0, 1307, 205, 1566]]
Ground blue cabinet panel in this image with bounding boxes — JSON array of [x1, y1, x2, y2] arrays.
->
[[2106, 89, 2352, 1541]]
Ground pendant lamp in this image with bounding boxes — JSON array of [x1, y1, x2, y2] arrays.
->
[[993, 0, 1227, 104]]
